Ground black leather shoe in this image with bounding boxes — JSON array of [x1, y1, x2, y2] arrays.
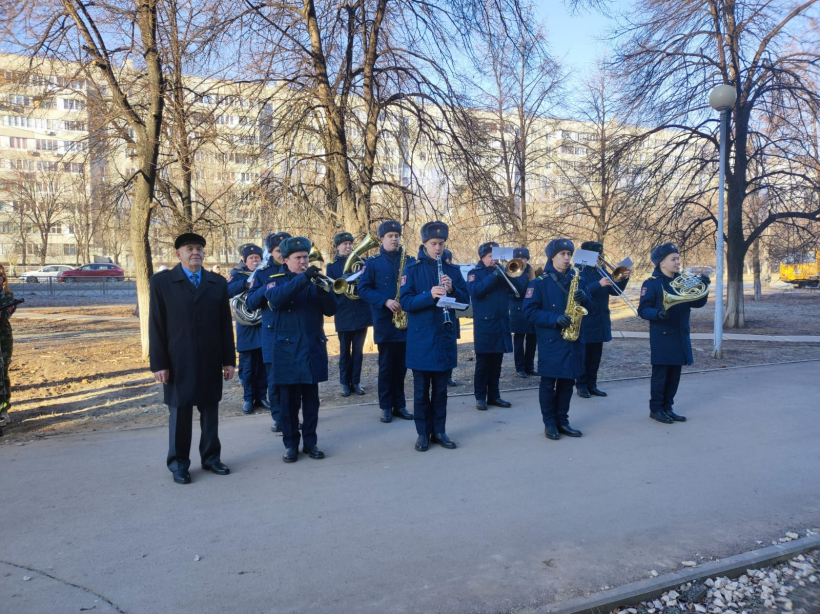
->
[[650, 411, 674, 424], [432, 433, 457, 449], [488, 398, 512, 408], [172, 469, 191, 484], [256, 399, 271, 409], [544, 425, 560, 440], [588, 386, 607, 397], [666, 409, 687, 422], [271, 421, 282, 433], [393, 407, 413, 420], [203, 461, 230, 475], [415, 435, 429, 452], [302, 444, 325, 459], [447, 378, 459, 386], [558, 424, 583, 437], [517, 370, 529, 378], [526, 370, 538, 377], [380, 409, 393, 423], [283, 448, 298, 463], [242, 400, 254, 414], [341, 384, 351, 397], [476, 399, 488, 411], [576, 386, 591, 398], [352, 384, 365, 395]]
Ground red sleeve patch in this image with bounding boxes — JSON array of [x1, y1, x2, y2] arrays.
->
[[267, 281, 276, 289], [525, 287, 534, 299], [401, 275, 407, 286], [641, 286, 647, 296], [468, 274, 475, 282]]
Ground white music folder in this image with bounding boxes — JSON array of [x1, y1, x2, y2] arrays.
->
[[438, 296, 469, 311]]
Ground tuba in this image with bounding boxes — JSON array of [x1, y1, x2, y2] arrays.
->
[[332, 232, 380, 299], [561, 265, 588, 342], [230, 290, 262, 326], [662, 266, 713, 312]]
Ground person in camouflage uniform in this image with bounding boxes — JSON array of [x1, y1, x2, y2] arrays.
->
[[0, 264, 14, 433]]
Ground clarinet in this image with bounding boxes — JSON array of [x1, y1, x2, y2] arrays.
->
[[436, 254, 453, 327]]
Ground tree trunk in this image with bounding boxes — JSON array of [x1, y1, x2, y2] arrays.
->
[[723, 109, 747, 329], [751, 236, 762, 300], [724, 240, 746, 328], [131, 176, 154, 360]]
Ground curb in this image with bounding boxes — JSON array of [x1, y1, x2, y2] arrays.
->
[[537, 534, 820, 614]]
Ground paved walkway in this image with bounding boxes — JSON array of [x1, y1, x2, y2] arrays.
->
[[16, 309, 820, 343], [1, 362, 818, 614]]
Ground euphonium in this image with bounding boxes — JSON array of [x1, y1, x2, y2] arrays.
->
[[392, 244, 408, 330], [661, 266, 713, 312], [332, 232, 380, 299], [561, 265, 588, 342], [230, 290, 262, 326]]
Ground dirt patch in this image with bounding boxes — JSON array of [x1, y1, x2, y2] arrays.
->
[[2, 313, 819, 443]]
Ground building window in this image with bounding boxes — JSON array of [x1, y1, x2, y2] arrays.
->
[[36, 139, 59, 151], [62, 98, 87, 111], [9, 137, 28, 149], [8, 94, 31, 107], [49, 225, 62, 235], [63, 243, 77, 255], [63, 121, 86, 132], [26, 243, 42, 255]]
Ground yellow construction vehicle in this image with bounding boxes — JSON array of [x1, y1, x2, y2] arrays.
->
[[780, 250, 820, 288]]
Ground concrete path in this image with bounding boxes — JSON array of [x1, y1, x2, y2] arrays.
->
[[1, 361, 818, 614]]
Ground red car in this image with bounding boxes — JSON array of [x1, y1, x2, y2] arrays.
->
[[58, 263, 125, 282]]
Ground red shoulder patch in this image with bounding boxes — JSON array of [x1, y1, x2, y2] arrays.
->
[[468, 274, 475, 282], [267, 281, 276, 289], [525, 287, 534, 299], [401, 275, 407, 286], [641, 286, 647, 296]]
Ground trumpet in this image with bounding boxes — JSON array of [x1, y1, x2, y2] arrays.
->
[[307, 244, 337, 293]]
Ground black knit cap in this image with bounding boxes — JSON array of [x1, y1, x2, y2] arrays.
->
[[545, 238, 575, 259], [333, 232, 355, 246], [280, 236, 311, 259], [421, 220, 449, 242], [174, 232, 206, 249], [378, 220, 402, 238], [651, 242, 679, 266], [478, 241, 499, 258]]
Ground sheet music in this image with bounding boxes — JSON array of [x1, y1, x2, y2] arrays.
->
[[345, 269, 364, 282], [573, 249, 599, 267], [491, 247, 515, 261], [438, 296, 469, 311], [617, 257, 633, 268]]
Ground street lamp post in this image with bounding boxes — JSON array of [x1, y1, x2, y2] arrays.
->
[[708, 84, 738, 359]]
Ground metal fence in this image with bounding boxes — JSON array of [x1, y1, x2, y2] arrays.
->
[[9, 276, 137, 296]]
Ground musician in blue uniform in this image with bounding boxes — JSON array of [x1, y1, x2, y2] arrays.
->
[[508, 247, 537, 378], [576, 241, 630, 398], [400, 221, 470, 451], [227, 243, 268, 414], [522, 238, 590, 441], [443, 248, 461, 387], [637, 243, 709, 424], [263, 236, 337, 463], [326, 231, 373, 397], [246, 231, 291, 431], [357, 220, 415, 423], [467, 241, 513, 411]]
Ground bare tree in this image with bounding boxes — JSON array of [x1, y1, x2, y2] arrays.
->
[[613, 0, 820, 328], [6, 165, 67, 266]]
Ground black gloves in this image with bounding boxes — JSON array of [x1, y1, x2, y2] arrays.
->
[[492, 268, 503, 278], [658, 309, 668, 320], [700, 275, 711, 286], [557, 314, 572, 328], [304, 265, 321, 281], [573, 289, 586, 303]]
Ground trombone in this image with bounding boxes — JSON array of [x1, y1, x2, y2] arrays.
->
[[494, 258, 523, 298], [596, 254, 640, 317]]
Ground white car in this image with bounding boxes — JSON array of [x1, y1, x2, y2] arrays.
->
[[20, 265, 75, 283]]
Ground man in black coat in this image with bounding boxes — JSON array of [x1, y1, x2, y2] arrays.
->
[[149, 233, 236, 484]]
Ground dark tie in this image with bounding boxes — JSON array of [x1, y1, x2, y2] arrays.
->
[[190, 274, 199, 288]]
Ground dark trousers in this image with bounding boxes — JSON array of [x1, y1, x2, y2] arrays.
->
[[513, 333, 536, 373], [576, 341, 604, 388], [238, 348, 268, 403], [650, 365, 682, 414], [266, 363, 283, 424], [412, 370, 448, 436], [279, 383, 320, 450], [474, 353, 504, 401], [167, 404, 220, 472], [377, 341, 407, 411], [338, 328, 367, 385], [538, 377, 574, 428]]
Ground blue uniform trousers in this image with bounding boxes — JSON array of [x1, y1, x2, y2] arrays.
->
[[266, 363, 283, 425], [650, 365, 682, 414], [576, 342, 604, 389], [538, 377, 574, 428], [513, 333, 536, 373], [238, 348, 267, 403], [377, 341, 407, 411], [167, 403, 220, 472], [338, 328, 367, 385], [279, 383, 319, 450], [413, 370, 448, 436], [474, 353, 503, 401]]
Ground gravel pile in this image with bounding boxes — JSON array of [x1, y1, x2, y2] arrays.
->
[[612, 532, 820, 614]]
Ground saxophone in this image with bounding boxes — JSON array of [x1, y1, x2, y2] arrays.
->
[[392, 244, 408, 330], [561, 265, 588, 342]]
